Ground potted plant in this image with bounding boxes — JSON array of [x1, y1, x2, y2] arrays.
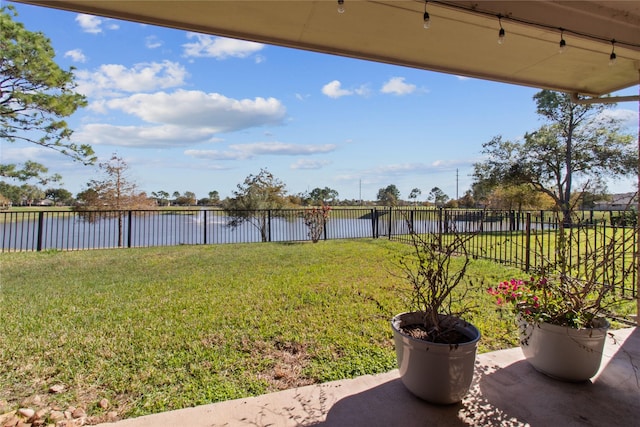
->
[[390, 221, 481, 404], [487, 213, 635, 381]]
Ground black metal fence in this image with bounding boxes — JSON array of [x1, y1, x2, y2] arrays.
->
[[389, 208, 638, 298], [2, 207, 637, 297], [0, 208, 383, 251]]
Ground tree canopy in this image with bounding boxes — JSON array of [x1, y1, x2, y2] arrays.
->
[[75, 154, 155, 246], [75, 154, 154, 210], [0, 160, 62, 206], [1, 6, 94, 164], [472, 90, 636, 220], [308, 187, 339, 205], [223, 168, 289, 242], [0, 160, 61, 186], [408, 188, 422, 204], [428, 187, 449, 207], [377, 184, 400, 206]]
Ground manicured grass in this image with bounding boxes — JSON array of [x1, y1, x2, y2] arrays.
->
[[0, 239, 633, 422]]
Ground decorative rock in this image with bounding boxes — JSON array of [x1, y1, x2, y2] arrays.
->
[[31, 409, 47, 422], [71, 417, 86, 426], [63, 411, 72, 420], [48, 385, 65, 395], [0, 411, 19, 427], [97, 399, 109, 410], [18, 408, 35, 419], [70, 409, 85, 420], [106, 412, 119, 422], [48, 411, 64, 423]]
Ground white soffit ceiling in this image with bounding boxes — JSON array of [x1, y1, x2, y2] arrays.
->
[[12, 0, 640, 97]]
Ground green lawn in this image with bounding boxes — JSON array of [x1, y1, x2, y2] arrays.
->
[[0, 239, 632, 422]]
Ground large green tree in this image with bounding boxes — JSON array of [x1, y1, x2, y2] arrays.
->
[[308, 187, 339, 205], [45, 187, 73, 205], [473, 90, 636, 222], [408, 188, 422, 205], [427, 187, 449, 207], [0, 160, 61, 205], [151, 190, 170, 206], [376, 184, 400, 206], [223, 168, 289, 242], [1, 6, 94, 163]]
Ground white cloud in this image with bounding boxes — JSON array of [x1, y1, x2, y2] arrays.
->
[[185, 142, 336, 161], [354, 85, 371, 97], [228, 142, 336, 156], [75, 14, 103, 34], [73, 91, 287, 148], [367, 159, 477, 178], [64, 49, 87, 63], [145, 35, 163, 49], [184, 149, 244, 161], [73, 124, 221, 148], [599, 109, 638, 129], [332, 159, 476, 186], [105, 90, 286, 131], [291, 159, 332, 170], [322, 80, 369, 98], [75, 14, 119, 34], [0, 146, 53, 163], [183, 33, 264, 59], [322, 80, 352, 99], [381, 77, 416, 95], [75, 61, 188, 97]]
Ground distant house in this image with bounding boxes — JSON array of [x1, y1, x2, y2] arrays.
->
[[592, 192, 638, 211]]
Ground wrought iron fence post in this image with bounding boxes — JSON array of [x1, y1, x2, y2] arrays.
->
[[438, 208, 443, 250], [525, 212, 531, 272], [388, 207, 392, 239], [127, 211, 133, 248], [371, 208, 377, 238], [268, 210, 272, 242], [323, 216, 328, 241], [410, 209, 414, 233], [203, 210, 208, 244], [36, 211, 44, 252]]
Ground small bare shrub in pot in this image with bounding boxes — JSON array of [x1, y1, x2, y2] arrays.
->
[[391, 221, 481, 404]]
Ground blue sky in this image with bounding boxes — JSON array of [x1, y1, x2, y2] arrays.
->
[[3, 2, 639, 202]]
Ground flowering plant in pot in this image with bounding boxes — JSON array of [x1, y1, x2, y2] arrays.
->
[[391, 221, 481, 404], [487, 215, 635, 381]]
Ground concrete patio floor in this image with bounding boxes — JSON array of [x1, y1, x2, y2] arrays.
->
[[97, 327, 639, 427]]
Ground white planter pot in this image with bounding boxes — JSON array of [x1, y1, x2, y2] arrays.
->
[[518, 315, 610, 381], [391, 312, 480, 404]]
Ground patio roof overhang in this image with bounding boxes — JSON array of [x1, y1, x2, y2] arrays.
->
[[12, 0, 640, 98]]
